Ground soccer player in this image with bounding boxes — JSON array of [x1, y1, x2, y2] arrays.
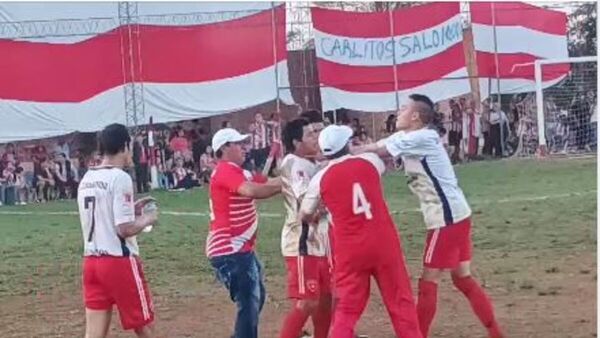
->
[[278, 118, 331, 338], [299, 125, 422, 338], [77, 123, 159, 338], [206, 128, 282, 338], [353, 94, 503, 338]]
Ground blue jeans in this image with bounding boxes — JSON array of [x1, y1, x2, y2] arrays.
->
[[158, 173, 169, 189], [210, 252, 266, 338]]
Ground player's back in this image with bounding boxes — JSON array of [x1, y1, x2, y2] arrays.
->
[[77, 167, 138, 257], [315, 153, 397, 249]]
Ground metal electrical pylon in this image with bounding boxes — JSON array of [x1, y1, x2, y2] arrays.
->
[[0, 16, 118, 40], [118, 1, 146, 129]]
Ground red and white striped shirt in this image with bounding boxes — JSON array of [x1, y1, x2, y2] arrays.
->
[[251, 122, 268, 149], [206, 161, 261, 258]]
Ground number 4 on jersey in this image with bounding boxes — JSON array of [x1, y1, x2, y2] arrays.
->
[[352, 183, 373, 220]]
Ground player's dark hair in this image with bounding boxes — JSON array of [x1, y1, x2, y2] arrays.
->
[[409, 93, 440, 128], [409, 93, 434, 111], [326, 144, 349, 160], [299, 110, 323, 124], [282, 118, 309, 154], [98, 124, 131, 156]]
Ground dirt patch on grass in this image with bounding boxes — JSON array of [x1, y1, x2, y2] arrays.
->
[[1, 250, 595, 338]]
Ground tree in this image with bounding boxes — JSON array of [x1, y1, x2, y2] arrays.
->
[[315, 2, 423, 12], [568, 2, 597, 57]]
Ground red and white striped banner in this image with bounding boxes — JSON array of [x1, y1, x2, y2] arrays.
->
[[312, 2, 471, 112], [0, 2, 292, 143], [470, 2, 569, 98]]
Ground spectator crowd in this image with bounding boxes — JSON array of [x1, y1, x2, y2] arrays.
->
[[1, 91, 596, 206]]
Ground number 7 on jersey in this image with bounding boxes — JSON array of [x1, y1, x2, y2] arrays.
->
[[352, 183, 373, 220]]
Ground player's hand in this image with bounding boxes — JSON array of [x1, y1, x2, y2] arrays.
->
[[267, 176, 282, 187], [144, 210, 159, 225], [141, 202, 159, 231], [135, 196, 156, 216]]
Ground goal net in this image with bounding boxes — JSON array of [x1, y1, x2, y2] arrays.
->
[[537, 57, 598, 156]]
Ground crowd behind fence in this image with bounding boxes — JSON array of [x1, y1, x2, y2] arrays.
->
[[0, 2, 597, 206]]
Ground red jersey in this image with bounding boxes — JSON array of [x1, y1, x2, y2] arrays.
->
[[301, 153, 397, 260], [206, 161, 258, 258]]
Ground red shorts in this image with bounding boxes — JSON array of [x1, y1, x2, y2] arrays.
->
[[285, 256, 331, 300], [423, 217, 472, 269], [83, 256, 154, 330]]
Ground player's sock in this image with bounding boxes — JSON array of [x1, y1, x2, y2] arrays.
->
[[311, 298, 332, 338], [417, 279, 438, 338], [452, 275, 503, 338], [280, 306, 310, 338]]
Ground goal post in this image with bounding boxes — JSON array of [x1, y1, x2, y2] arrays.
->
[[535, 56, 598, 156]]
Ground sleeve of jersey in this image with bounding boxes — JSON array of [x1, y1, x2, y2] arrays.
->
[[383, 131, 435, 157], [290, 162, 311, 200], [300, 172, 322, 216], [220, 165, 247, 193], [357, 153, 386, 175], [113, 173, 135, 226]]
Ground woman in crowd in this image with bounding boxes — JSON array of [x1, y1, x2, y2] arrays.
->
[[383, 114, 397, 136], [199, 146, 216, 184], [169, 128, 190, 154], [172, 157, 200, 190], [35, 159, 55, 203], [14, 167, 28, 205]]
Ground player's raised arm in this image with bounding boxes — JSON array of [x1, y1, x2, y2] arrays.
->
[[351, 140, 392, 158], [353, 93, 443, 159], [237, 179, 282, 199]]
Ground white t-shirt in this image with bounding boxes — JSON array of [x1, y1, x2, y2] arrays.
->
[[77, 167, 138, 256], [489, 110, 508, 125], [280, 154, 329, 257], [380, 128, 471, 229]]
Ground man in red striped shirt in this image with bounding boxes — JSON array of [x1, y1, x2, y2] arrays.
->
[[206, 128, 282, 338]]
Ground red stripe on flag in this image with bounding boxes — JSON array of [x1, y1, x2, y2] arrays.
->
[[140, 5, 286, 83], [0, 33, 124, 102], [393, 2, 460, 36], [311, 2, 460, 38], [318, 43, 465, 93], [0, 5, 285, 102], [470, 2, 566, 36], [476, 52, 570, 81], [311, 7, 390, 38]]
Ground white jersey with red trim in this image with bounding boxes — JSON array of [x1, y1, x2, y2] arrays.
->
[[77, 167, 139, 257], [280, 154, 329, 257]]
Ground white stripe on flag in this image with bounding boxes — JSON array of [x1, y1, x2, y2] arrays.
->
[[319, 67, 470, 112], [478, 75, 567, 98], [313, 13, 463, 67], [472, 24, 568, 60]]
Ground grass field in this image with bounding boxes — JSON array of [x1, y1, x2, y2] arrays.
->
[[0, 157, 596, 338]]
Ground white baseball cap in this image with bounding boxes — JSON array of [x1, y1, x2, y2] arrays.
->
[[318, 125, 354, 156], [211, 128, 250, 152]]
